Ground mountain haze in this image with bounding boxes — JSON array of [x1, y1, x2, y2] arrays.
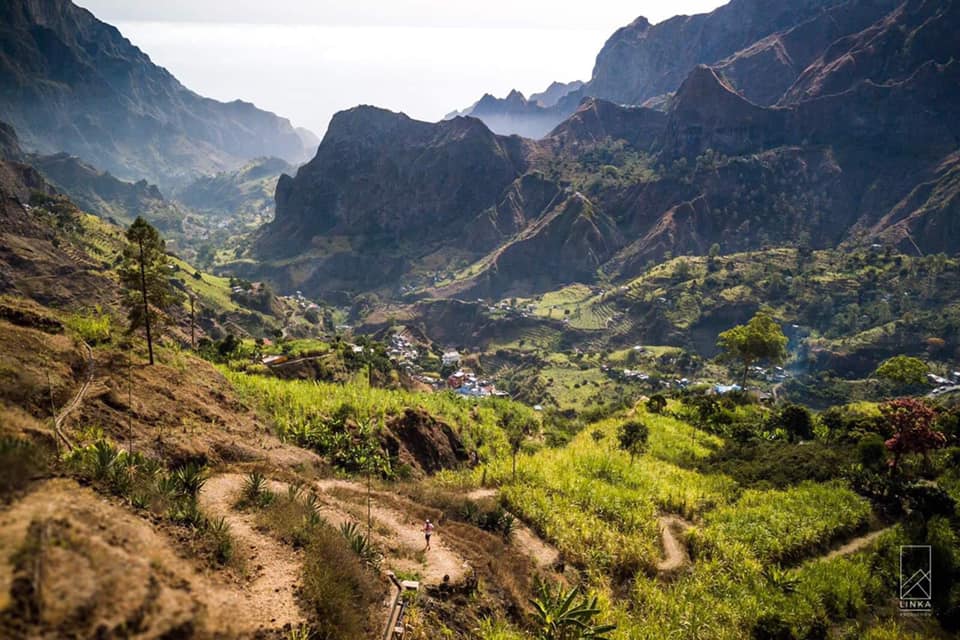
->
[[0, 0, 316, 189], [252, 0, 959, 301]]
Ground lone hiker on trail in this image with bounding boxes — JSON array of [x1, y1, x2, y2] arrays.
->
[[423, 519, 434, 550]]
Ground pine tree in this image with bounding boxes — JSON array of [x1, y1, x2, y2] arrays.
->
[[119, 217, 180, 365]]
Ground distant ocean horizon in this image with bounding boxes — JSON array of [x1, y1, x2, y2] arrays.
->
[[116, 21, 611, 137]]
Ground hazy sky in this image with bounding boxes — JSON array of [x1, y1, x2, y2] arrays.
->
[[76, 1, 725, 136]]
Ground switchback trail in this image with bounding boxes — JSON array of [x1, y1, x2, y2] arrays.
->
[[657, 515, 692, 573], [465, 487, 559, 569], [52, 338, 93, 449], [313, 478, 469, 584], [199, 473, 305, 631], [819, 527, 894, 562]]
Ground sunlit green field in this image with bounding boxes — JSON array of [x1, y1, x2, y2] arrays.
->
[[468, 404, 910, 640]]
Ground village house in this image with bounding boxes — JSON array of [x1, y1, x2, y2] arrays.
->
[[441, 350, 461, 368]]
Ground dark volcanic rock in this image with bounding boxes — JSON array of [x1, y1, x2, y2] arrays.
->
[[470, 193, 623, 297], [254, 0, 959, 300], [380, 408, 470, 476], [782, 0, 960, 104], [0, 0, 315, 188], [0, 121, 24, 162], [713, 0, 900, 105], [661, 66, 788, 159], [546, 98, 667, 153], [259, 106, 531, 259], [586, 0, 845, 106]]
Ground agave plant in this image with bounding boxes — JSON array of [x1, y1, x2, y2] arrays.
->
[[286, 624, 314, 640], [339, 521, 381, 568], [529, 583, 616, 640], [241, 470, 274, 508], [172, 463, 207, 498], [207, 516, 234, 564]]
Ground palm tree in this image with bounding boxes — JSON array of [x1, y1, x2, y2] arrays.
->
[[530, 583, 616, 640]]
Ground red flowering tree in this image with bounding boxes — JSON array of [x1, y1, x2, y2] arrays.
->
[[881, 398, 946, 474]]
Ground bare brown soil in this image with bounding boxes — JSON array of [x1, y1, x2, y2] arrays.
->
[[0, 479, 302, 638], [198, 474, 306, 630]]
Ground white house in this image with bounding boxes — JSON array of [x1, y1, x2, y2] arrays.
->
[[442, 350, 461, 368]]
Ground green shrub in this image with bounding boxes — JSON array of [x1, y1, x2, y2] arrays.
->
[[301, 525, 383, 640], [65, 307, 112, 344]]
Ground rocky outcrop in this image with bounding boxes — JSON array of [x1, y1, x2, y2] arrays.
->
[[546, 98, 667, 153], [29, 152, 184, 231], [586, 0, 845, 106], [661, 66, 788, 159], [468, 193, 623, 297], [380, 408, 470, 476], [260, 106, 531, 259], [0, 0, 315, 188]]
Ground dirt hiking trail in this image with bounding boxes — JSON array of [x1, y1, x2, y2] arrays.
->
[[199, 473, 305, 630], [465, 487, 559, 569], [314, 478, 469, 584], [819, 527, 894, 562], [657, 515, 692, 573]]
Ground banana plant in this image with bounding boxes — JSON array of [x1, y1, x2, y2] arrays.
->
[[529, 582, 616, 640]]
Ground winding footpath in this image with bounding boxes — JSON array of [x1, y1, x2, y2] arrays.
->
[[52, 338, 94, 450], [819, 527, 894, 562], [198, 474, 306, 631], [466, 487, 560, 569], [313, 479, 469, 584], [657, 515, 692, 573]]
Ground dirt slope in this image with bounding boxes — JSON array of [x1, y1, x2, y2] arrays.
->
[[0, 479, 302, 638], [314, 479, 468, 584], [198, 474, 306, 631]]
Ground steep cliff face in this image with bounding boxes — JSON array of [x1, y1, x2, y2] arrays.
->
[[0, 0, 314, 188], [260, 107, 531, 260], [586, 0, 844, 106], [712, 0, 900, 105], [0, 122, 24, 162], [782, 0, 959, 103], [250, 0, 958, 300]]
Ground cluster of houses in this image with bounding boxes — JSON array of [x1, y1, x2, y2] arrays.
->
[[485, 300, 536, 319], [440, 349, 507, 397], [275, 289, 321, 314], [387, 333, 421, 373], [445, 369, 507, 398], [748, 365, 790, 382], [929, 371, 960, 396]]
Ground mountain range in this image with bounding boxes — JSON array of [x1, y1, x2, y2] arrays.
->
[[451, 0, 902, 138], [0, 0, 317, 190], [1, 0, 957, 309], [251, 0, 958, 301]]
